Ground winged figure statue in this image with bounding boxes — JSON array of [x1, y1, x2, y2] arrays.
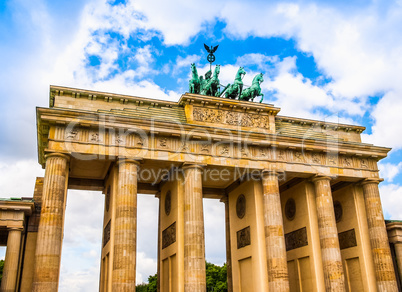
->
[[204, 44, 219, 54]]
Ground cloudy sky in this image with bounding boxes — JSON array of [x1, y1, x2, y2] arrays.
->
[[1, 0, 402, 290]]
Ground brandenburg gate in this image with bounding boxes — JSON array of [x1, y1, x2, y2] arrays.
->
[[1, 84, 401, 291]]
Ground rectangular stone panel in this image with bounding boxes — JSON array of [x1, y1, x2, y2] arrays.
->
[[346, 257, 364, 291], [237, 226, 251, 249], [285, 227, 308, 251], [338, 229, 357, 250], [239, 257, 254, 291], [299, 256, 313, 291], [162, 221, 176, 249], [287, 260, 298, 292], [103, 220, 111, 247]]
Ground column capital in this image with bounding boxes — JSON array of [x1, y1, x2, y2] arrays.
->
[[116, 157, 142, 166], [360, 178, 384, 186], [44, 152, 70, 162], [311, 175, 333, 183], [182, 163, 206, 172], [8, 226, 23, 232], [220, 194, 228, 204]]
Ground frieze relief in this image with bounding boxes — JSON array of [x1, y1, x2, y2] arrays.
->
[[193, 106, 271, 130], [158, 137, 169, 149], [257, 147, 269, 159], [237, 226, 251, 249], [360, 158, 369, 169], [327, 153, 338, 166], [199, 143, 211, 154], [342, 156, 352, 168], [54, 126, 378, 171], [162, 222, 176, 249], [103, 220, 111, 247], [285, 227, 308, 251], [293, 150, 304, 163], [66, 128, 79, 140], [338, 229, 357, 250]]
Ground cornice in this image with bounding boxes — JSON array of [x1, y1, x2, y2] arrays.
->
[[50, 85, 178, 108], [276, 115, 365, 133]]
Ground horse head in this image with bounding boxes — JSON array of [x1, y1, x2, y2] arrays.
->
[[214, 65, 221, 76], [238, 67, 246, 77], [253, 73, 264, 84], [191, 63, 197, 73]]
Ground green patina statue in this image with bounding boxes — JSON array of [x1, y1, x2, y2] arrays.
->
[[189, 63, 200, 94], [188, 61, 264, 102], [200, 65, 220, 97], [223, 67, 246, 99], [240, 73, 264, 103], [188, 64, 213, 94]]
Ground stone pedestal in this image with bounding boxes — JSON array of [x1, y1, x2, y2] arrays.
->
[[312, 176, 345, 291], [182, 164, 206, 291], [1, 227, 23, 292], [32, 153, 69, 292], [261, 170, 289, 291], [362, 180, 398, 291], [112, 159, 140, 291]]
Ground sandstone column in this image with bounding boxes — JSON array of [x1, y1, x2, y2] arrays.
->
[[182, 164, 206, 291], [32, 153, 69, 292], [156, 192, 161, 292], [1, 227, 23, 292], [394, 243, 402, 284], [261, 170, 290, 292], [221, 195, 233, 292], [312, 176, 345, 291], [362, 179, 398, 291], [112, 159, 140, 291]]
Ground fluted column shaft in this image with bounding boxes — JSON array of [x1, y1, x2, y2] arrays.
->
[[312, 176, 345, 291], [112, 159, 140, 291], [394, 243, 402, 284], [221, 195, 233, 292], [261, 170, 289, 291], [183, 164, 206, 292], [362, 180, 398, 291], [32, 153, 69, 292], [1, 227, 23, 292]]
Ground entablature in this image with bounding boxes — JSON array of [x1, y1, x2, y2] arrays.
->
[[37, 108, 389, 181]]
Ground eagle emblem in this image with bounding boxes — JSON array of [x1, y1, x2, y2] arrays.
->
[[204, 44, 219, 64]]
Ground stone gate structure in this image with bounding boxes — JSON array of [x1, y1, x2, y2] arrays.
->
[[1, 85, 402, 291]]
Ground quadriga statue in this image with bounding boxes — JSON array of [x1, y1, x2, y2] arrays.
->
[[200, 65, 221, 97], [188, 63, 200, 94], [224, 67, 246, 99], [240, 73, 264, 103]]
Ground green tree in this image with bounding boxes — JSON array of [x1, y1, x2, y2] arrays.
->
[[206, 261, 227, 292], [136, 262, 228, 292], [0, 259, 4, 285], [136, 273, 157, 292]]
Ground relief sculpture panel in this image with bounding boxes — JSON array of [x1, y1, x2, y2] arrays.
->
[[193, 107, 271, 130], [162, 222, 176, 249]]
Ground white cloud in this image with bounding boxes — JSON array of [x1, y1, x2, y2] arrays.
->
[[175, 54, 201, 75], [362, 91, 402, 149], [379, 161, 402, 182], [136, 252, 157, 284], [380, 183, 402, 220], [203, 199, 226, 265], [0, 160, 44, 198]]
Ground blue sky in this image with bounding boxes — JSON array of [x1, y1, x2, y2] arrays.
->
[[1, 0, 402, 290]]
